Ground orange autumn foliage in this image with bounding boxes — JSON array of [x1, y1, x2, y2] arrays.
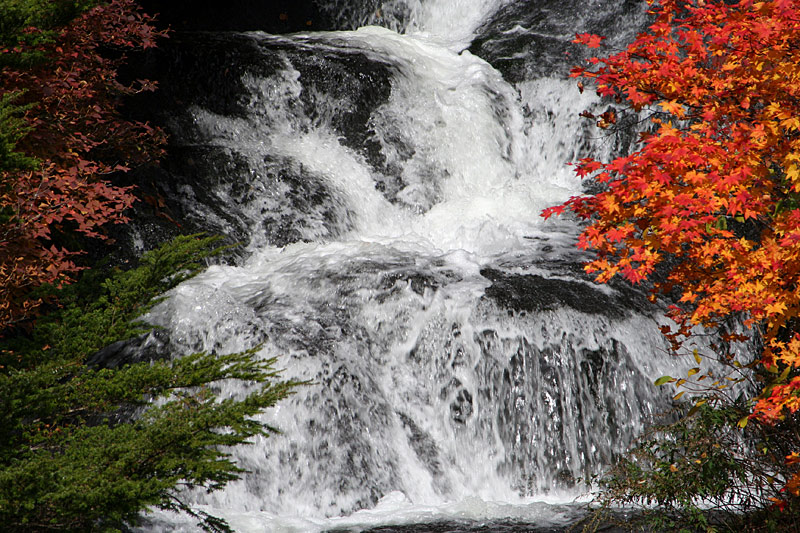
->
[[544, 0, 800, 501], [0, 0, 167, 334]]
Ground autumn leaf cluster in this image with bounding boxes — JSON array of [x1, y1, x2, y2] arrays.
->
[[544, 0, 800, 507], [0, 0, 167, 335]]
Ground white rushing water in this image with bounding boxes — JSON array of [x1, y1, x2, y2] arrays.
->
[[140, 1, 691, 531], [321, 0, 514, 50]]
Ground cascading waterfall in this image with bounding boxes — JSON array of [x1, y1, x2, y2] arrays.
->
[[136, 0, 697, 530]]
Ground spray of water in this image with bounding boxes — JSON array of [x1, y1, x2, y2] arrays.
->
[[138, 3, 694, 531]]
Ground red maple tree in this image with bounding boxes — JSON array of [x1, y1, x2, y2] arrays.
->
[[0, 0, 167, 334], [544, 0, 800, 501]]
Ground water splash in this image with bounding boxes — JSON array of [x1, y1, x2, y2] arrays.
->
[[137, 3, 687, 531]]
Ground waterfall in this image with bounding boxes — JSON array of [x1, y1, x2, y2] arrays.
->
[[135, 0, 692, 530]]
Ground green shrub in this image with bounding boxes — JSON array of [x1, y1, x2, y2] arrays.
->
[[0, 235, 303, 532], [588, 401, 800, 532]]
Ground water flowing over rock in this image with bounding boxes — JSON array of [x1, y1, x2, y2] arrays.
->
[[131, 1, 690, 531], [469, 0, 648, 82]]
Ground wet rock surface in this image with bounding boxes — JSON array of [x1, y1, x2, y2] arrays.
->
[[469, 0, 646, 83], [137, 0, 336, 33], [86, 330, 171, 370], [480, 265, 653, 319], [117, 32, 394, 254]]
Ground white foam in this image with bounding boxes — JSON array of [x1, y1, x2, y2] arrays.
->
[[140, 491, 591, 533], [139, 3, 690, 531]]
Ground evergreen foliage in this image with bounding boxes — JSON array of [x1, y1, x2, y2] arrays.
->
[[0, 91, 35, 173], [0, 236, 303, 532], [0, 0, 100, 71], [0, 0, 97, 45]]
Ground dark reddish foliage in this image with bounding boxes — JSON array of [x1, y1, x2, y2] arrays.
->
[[0, 0, 167, 333]]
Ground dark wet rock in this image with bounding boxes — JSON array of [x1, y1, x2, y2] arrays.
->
[[480, 263, 654, 318], [86, 330, 170, 369], [139, 0, 413, 34], [116, 32, 394, 254], [153, 147, 351, 248], [480, 268, 625, 318], [379, 270, 444, 296], [138, 0, 330, 33], [135, 0, 422, 36], [280, 37, 393, 163], [398, 413, 445, 478], [469, 0, 647, 82], [125, 32, 394, 136], [129, 32, 394, 148], [449, 388, 473, 424]]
